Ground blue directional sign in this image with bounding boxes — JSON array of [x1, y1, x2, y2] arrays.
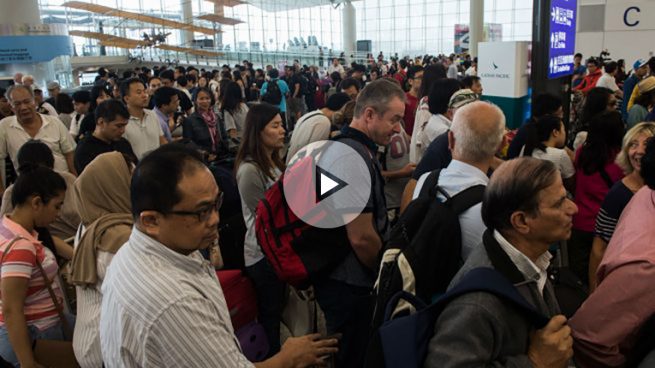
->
[[548, 0, 577, 79], [0, 35, 72, 64]]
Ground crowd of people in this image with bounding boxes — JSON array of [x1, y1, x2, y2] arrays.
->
[[0, 50, 653, 368]]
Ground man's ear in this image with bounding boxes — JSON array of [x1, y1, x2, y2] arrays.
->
[[139, 210, 162, 238], [509, 211, 531, 235], [448, 130, 455, 152]]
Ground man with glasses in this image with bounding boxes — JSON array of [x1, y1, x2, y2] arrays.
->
[[100, 144, 337, 367], [403, 65, 424, 135], [0, 85, 76, 192]]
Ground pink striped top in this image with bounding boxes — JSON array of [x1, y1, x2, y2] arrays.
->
[[0, 216, 62, 331]]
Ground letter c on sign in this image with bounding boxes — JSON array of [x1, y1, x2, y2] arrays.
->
[[624, 6, 640, 27]]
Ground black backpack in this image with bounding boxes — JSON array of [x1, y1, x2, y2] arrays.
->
[[365, 169, 485, 367], [372, 169, 486, 320], [262, 79, 283, 105]]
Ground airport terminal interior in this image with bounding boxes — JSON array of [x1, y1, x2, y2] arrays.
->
[[1, 0, 655, 367]]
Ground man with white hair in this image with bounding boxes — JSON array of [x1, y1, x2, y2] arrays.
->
[[21, 75, 35, 89], [12, 73, 23, 85], [412, 101, 506, 260]]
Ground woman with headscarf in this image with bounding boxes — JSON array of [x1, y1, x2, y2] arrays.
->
[[69, 152, 133, 368]]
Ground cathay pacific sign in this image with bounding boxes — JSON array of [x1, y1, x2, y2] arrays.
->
[[478, 41, 529, 99], [480, 60, 510, 79]]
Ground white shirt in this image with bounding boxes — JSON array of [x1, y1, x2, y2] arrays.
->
[[465, 66, 477, 77], [39, 101, 58, 116], [410, 97, 431, 163], [494, 230, 552, 294], [123, 109, 164, 160], [73, 244, 114, 368], [447, 64, 459, 79], [410, 113, 451, 164], [413, 160, 488, 260], [327, 63, 345, 77], [520, 146, 575, 179], [69, 112, 85, 136], [286, 110, 331, 163], [0, 114, 76, 183], [596, 72, 619, 92], [100, 228, 253, 368]]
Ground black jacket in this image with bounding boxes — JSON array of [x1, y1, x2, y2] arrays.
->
[[182, 111, 230, 159]]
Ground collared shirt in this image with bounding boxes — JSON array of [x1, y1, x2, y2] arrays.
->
[[0, 113, 76, 183], [493, 230, 552, 295], [100, 228, 253, 368], [123, 109, 164, 160], [153, 107, 173, 143], [413, 160, 488, 260], [0, 216, 62, 331]]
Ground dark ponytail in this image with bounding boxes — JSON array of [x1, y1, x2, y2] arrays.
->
[[11, 165, 66, 208], [523, 115, 563, 157]]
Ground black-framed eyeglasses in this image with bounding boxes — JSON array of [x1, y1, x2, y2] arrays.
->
[[167, 192, 224, 222]]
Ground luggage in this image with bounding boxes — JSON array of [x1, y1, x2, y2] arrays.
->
[[216, 270, 258, 331], [235, 321, 270, 362]]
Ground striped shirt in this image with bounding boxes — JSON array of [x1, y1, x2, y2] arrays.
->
[[0, 216, 62, 331], [594, 181, 634, 243], [72, 221, 114, 368], [100, 228, 254, 368]]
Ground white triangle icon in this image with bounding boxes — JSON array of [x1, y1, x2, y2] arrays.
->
[[321, 172, 340, 196]]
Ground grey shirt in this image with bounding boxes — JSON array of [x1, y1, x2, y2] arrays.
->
[[236, 161, 281, 267]]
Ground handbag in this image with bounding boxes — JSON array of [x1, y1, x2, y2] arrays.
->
[[281, 286, 318, 337], [1, 236, 79, 367]]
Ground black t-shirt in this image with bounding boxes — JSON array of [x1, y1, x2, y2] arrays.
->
[[74, 135, 136, 174], [412, 131, 452, 180], [290, 74, 304, 98], [325, 126, 388, 287]]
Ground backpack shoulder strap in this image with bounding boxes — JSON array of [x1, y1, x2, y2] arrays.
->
[[434, 267, 549, 327], [383, 267, 549, 328], [446, 184, 486, 215], [418, 169, 441, 199]]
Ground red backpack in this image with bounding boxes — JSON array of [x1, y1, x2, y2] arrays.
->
[[255, 154, 350, 289]]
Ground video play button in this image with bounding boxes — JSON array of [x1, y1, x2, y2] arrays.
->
[[316, 166, 348, 203], [284, 140, 372, 229]]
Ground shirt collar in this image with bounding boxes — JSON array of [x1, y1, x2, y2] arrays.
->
[[153, 107, 167, 122], [1, 215, 40, 243], [447, 159, 489, 183], [129, 109, 151, 122], [493, 230, 552, 293], [9, 113, 49, 130], [340, 125, 377, 152], [129, 227, 210, 274]]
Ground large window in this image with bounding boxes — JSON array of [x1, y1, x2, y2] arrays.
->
[[38, 0, 533, 59]]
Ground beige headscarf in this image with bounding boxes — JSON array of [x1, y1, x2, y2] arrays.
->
[[70, 152, 133, 286]]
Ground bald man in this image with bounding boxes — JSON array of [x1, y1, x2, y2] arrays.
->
[[411, 101, 507, 260], [12, 73, 23, 85]]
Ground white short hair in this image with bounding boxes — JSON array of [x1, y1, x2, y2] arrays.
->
[[451, 101, 506, 162]]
